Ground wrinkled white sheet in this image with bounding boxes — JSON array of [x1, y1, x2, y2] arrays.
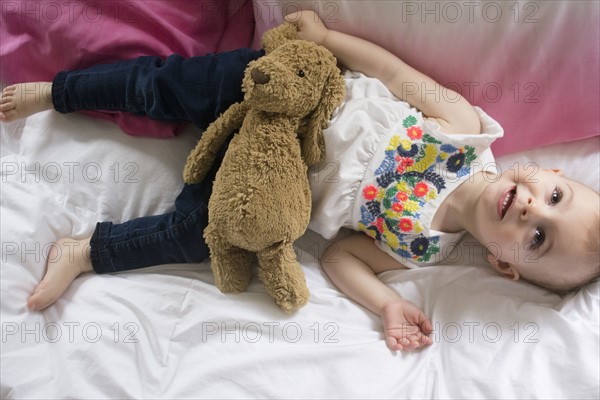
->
[[1, 111, 598, 398]]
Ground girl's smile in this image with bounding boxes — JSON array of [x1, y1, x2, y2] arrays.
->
[[497, 185, 516, 220]]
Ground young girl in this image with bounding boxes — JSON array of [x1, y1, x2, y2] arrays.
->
[[2, 11, 599, 352]]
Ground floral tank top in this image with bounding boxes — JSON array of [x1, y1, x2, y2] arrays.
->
[[308, 71, 503, 268]]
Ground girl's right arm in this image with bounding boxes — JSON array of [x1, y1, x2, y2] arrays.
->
[[321, 232, 433, 351], [285, 10, 480, 136]]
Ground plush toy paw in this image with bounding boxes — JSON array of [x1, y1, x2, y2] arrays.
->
[[257, 242, 309, 313], [206, 230, 254, 293], [213, 266, 252, 294], [182, 158, 204, 184], [271, 279, 310, 313]]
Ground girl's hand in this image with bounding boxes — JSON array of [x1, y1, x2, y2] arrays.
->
[[284, 10, 328, 45], [381, 299, 433, 351]]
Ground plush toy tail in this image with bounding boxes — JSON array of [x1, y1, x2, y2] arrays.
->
[[261, 22, 299, 54]]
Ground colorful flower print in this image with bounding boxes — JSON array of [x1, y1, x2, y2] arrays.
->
[[399, 218, 413, 232], [398, 143, 419, 157], [440, 144, 477, 177], [358, 114, 478, 263], [410, 237, 430, 256], [406, 126, 423, 140], [363, 185, 379, 200], [396, 192, 408, 202], [392, 202, 404, 213], [413, 182, 429, 197]]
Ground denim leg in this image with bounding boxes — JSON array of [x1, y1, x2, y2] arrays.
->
[[75, 49, 263, 272], [89, 148, 224, 273], [52, 49, 264, 130], [90, 183, 209, 273]]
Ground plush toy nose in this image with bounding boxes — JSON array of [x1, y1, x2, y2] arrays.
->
[[251, 67, 270, 84]]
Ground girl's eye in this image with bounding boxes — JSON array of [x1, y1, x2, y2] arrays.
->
[[297, 70, 305, 78], [550, 187, 562, 205], [528, 227, 545, 250]]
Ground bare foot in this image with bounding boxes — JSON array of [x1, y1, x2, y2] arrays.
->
[[28, 237, 93, 311], [0, 82, 53, 122]]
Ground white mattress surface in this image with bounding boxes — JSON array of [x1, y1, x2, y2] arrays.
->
[[1, 112, 598, 398]]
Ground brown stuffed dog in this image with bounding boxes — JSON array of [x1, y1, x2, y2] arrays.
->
[[182, 23, 345, 312]]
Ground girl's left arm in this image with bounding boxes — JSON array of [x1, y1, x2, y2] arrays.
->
[[320, 232, 433, 351]]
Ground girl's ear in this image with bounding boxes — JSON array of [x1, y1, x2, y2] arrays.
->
[[486, 253, 521, 281]]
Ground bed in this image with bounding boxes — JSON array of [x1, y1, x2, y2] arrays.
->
[[1, 1, 599, 398]]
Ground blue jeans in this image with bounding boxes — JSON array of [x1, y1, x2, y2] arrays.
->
[[52, 49, 264, 273]]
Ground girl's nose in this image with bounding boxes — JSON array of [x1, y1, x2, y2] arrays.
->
[[520, 197, 535, 219]]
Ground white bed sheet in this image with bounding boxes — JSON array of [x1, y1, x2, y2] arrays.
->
[[1, 111, 599, 398]]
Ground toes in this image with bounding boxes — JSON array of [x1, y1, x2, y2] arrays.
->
[[27, 293, 43, 311], [0, 110, 18, 122], [28, 295, 54, 311], [27, 282, 54, 311], [2, 85, 17, 95], [27, 297, 39, 311], [1, 87, 17, 101], [27, 283, 43, 305], [27, 277, 65, 311], [0, 101, 15, 111]]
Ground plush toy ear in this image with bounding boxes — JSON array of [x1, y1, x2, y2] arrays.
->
[[300, 68, 346, 166], [261, 22, 298, 54]]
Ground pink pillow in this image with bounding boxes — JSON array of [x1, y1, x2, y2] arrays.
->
[[1, 0, 255, 138], [252, 1, 599, 156]]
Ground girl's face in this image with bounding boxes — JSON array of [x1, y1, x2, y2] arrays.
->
[[470, 165, 599, 289]]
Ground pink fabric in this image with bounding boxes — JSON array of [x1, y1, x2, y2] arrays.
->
[[253, 1, 599, 156], [0, 0, 255, 137]]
